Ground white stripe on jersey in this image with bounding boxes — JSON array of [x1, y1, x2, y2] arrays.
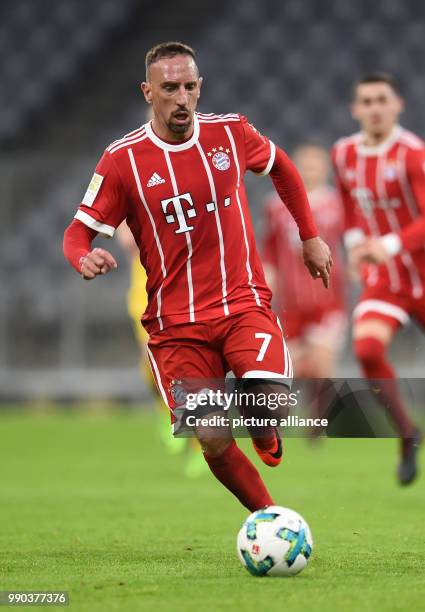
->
[[396, 145, 420, 219], [334, 140, 347, 178], [107, 126, 145, 152], [354, 153, 377, 286], [128, 148, 166, 330], [242, 370, 292, 380], [353, 299, 410, 325], [334, 133, 362, 177], [399, 130, 423, 150], [146, 347, 170, 408], [357, 151, 402, 290], [109, 131, 147, 155], [74, 209, 115, 237], [374, 153, 401, 292], [257, 140, 276, 176], [276, 316, 293, 379], [224, 124, 262, 307], [286, 342, 293, 379], [163, 149, 196, 323], [198, 118, 241, 124], [197, 112, 239, 120], [334, 132, 362, 149], [377, 154, 423, 298], [196, 142, 230, 316], [399, 247, 422, 298]]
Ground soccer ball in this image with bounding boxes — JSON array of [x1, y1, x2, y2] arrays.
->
[[237, 505, 313, 577]]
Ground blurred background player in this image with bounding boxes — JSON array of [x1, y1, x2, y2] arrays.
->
[[116, 219, 207, 478], [262, 144, 347, 428], [263, 144, 346, 378], [332, 73, 425, 484]]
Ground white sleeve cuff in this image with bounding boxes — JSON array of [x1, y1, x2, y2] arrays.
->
[[74, 210, 115, 238], [380, 233, 402, 256], [343, 228, 366, 249]]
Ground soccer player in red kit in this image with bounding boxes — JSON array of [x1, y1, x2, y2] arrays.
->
[[332, 73, 424, 484], [63, 42, 332, 511], [263, 144, 346, 378]]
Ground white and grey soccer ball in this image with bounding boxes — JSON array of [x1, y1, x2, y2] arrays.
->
[[237, 505, 313, 577]]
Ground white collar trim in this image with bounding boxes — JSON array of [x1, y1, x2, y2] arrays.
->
[[145, 114, 200, 152], [357, 125, 402, 156]]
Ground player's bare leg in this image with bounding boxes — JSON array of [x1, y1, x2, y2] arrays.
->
[[195, 413, 274, 511], [353, 318, 421, 484], [291, 341, 339, 439], [292, 343, 337, 380]]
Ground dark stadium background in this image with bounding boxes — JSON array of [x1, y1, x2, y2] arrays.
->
[[1, 0, 425, 402]]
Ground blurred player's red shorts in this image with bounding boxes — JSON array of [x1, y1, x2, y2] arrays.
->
[[146, 307, 292, 415], [353, 284, 425, 330], [281, 307, 347, 350]]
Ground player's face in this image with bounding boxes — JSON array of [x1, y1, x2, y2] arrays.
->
[[351, 82, 404, 137], [293, 146, 329, 192], [142, 55, 202, 140]]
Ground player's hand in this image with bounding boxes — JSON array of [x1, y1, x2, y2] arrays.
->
[[80, 247, 118, 280], [354, 238, 390, 265], [302, 237, 332, 288]]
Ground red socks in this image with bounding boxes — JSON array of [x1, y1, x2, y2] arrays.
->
[[204, 440, 274, 511], [354, 337, 415, 438]]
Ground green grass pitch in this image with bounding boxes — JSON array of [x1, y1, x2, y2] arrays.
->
[[1, 408, 424, 612]]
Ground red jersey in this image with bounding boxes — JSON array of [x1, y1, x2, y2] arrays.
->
[[263, 185, 346, 313], [332, 126, 425, 299], [73, 113, 314, 333]]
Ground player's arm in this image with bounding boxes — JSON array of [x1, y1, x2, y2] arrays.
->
[[63, 149, 127, 280], [393, 148, 425, 253], [63, 220, 117, 279], [269, 147, 332, 288], [331, 147, 366, 274], [261, 198, 279, 292], [241, 116, 332, 288]]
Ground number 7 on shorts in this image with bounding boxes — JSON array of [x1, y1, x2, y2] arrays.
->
[[255, 332, 272, 362]]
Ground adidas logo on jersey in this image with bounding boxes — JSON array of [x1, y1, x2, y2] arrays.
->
[[147, 173, 166, 187]]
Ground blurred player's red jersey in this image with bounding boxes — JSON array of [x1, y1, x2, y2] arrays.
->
[[263, 185, 345, 314], [332, 126, 425, 299], [75, 113, 276, 333]]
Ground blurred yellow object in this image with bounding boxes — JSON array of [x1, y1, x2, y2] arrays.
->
[[127, 257, 149, 345]]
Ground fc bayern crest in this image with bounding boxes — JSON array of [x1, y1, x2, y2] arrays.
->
[[212, 151, 231, 171], [384, 163, 397, 181], [169, 380, 188, 406]]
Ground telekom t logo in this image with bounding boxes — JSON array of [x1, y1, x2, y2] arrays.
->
[[161, 192, 197, 234]]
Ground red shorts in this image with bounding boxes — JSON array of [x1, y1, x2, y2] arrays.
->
[[353, 285, 425, 331], [281, 307, 347, 350], [146, 307, 292, 416]]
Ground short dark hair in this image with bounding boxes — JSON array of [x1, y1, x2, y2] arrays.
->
[[352, 72, 402, 98], [145, 41, 196, 78]]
